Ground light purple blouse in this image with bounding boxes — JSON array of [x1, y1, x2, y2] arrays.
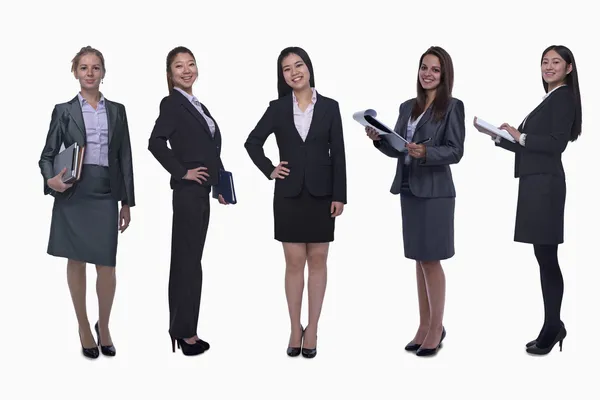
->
[[78, 93, 109, 166]]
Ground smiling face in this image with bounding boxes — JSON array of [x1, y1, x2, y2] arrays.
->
[[169, 52, 197, 93], [281, 53, 311, 91], [541, 49, 572, 89], [419, 54, 442, 92], [74, 54, 104, 91]]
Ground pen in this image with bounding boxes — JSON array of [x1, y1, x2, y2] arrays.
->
[[415, 138, 431, 145]]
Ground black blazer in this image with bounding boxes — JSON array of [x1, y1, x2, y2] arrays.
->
[[148, 89, 224, 190], [38, 95, 136, 206], [495, 85, 574, 178], [374, 97, 465, 197], [244, 92, 347, 203]]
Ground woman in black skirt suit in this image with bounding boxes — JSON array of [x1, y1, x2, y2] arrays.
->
[[39, 46, 135, 359], [366, 46, 465, 357], [245, 46, 347, 358], [483, 45, 582, 355]]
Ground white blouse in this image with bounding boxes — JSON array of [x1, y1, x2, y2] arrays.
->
[[292, 88, 318, 141], [405, 112, 425, 164]]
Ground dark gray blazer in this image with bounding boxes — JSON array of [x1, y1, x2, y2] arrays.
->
[[374, 97, 465, 198], [39, 95, 136, 206]]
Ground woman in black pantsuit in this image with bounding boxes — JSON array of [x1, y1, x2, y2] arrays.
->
[[39, 46, 135, 359], [148, 46, 228, 356], [481, 45, 582, 355], [245, 47, 347, 358]]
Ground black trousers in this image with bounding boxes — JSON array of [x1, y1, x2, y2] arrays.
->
[[169, 184, 211, 338], [533, 244, 564, 346]]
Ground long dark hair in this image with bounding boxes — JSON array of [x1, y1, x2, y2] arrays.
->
[[166, 46, 196, 93], [276, 47, 315, 99], [411, 46, 454, 122], [541, 45, 582, 141]]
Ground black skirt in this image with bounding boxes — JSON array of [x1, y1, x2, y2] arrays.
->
[[273, 186, 335, 243], [47, 165, 119, 267], [514, 173, 566, 244]]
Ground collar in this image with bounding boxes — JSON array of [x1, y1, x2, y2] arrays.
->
[[174, 86, 200, 104], [78, 92, 105, 107], [544, 84, 567, 99], [292, 87, 317, 105]]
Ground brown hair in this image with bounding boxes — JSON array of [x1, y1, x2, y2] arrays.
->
[[71, 46, 106, 77], [166, 46, 196, 93], [411, 46, 454, 122]]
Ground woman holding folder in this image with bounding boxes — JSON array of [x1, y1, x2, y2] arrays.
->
[[365, 46, 465, 357], [38, 46, 135, 359], [148, 46, 228, 356], [481, 45, 582, 355], [245, 46, 347, 358]]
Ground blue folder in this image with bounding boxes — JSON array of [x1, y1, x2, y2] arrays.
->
[[212, 169, 237, 204]]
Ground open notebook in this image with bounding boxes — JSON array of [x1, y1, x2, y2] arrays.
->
[[473, 117, 516, 143], [353, 109, 408, 152]]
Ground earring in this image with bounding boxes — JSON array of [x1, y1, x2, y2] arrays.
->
[[101, 79, 104, 84]]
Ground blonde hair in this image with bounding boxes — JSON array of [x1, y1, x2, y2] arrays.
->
[[71, 46, 106, 76]]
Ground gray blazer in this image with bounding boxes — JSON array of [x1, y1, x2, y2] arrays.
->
[[39, 96, 135, 206], [374, 97, 465, 198]]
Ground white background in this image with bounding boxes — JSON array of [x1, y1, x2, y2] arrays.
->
[[1, 0, 597, 398]]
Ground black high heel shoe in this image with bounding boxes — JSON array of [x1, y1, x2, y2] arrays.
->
[[287, 326, 304, 357], [406, 326, 446, 352], [195, 337, 210, 351], [170, 334, 205, 356], [94, 322, 116, 356], [526, 326, 567, 355], [526, 322, 565, 348], [301, 328, 317, 359], [405, 342, 421, 352], [79, 331, 99, 359], [415, 327, 446, 357]]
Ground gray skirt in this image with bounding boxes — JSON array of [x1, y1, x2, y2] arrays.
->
[[399, 167, 455, 261], [47, 165, 119, 267]]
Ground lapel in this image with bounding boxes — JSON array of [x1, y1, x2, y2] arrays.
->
[[305, 93, 327, 141], [173, 89, 213, 139], [67, 96, 86, 145], [286, 92, 327, 143], [414, 104, 433, 135], [284, 94, 304, 144], [519, 88, 562, 130], [204, 105, 221, 145], [105, 98, 118, 146], [520, 99, 548, 130], [396, 100, 415, 140]]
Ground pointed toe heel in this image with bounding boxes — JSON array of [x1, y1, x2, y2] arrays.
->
[[94, 322, 116, 357], [415, 327, 446, 357]]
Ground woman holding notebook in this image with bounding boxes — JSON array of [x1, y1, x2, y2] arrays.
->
[[365, 46, 465, 357], [148, 46, 228, 357], [244, 46, 347, 359], [38, 46, 135, 359], [482, 45, 582, 355]]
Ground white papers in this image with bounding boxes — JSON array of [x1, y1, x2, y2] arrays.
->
[[473, 117, 516, 143], [353, 109, 408, 152]]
